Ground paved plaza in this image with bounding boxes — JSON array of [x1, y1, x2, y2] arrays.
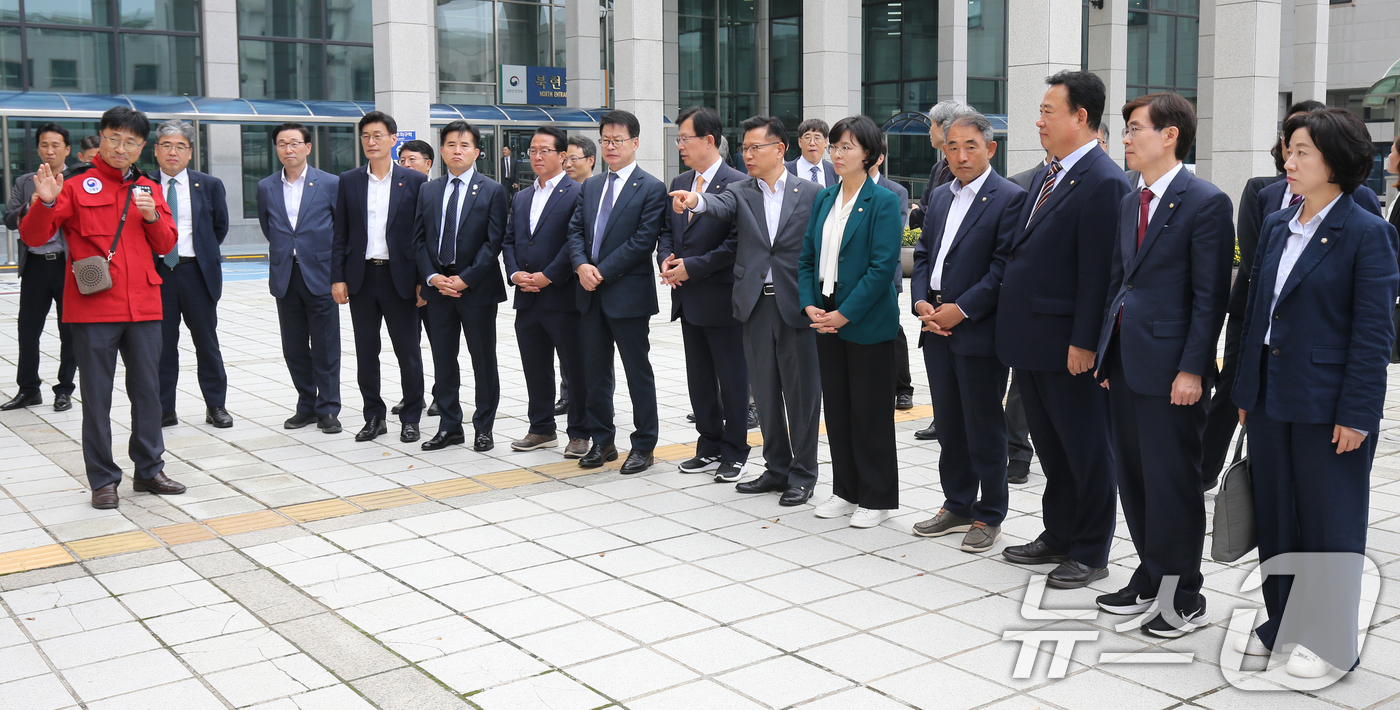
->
[[0, 265, 1399, 710]]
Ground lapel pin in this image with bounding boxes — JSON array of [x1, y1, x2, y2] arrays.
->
[[857, 207, 863, 212], [632, 182, 638, 187], [194, 183, 200, 188], [1069, 180, 1076, 185], [398, 182, 403, 186], [309, 182, 314, 186], [1321, 237, 1328, 244], [1169, 203, 1175, 208], [981, 197, 987, 202]]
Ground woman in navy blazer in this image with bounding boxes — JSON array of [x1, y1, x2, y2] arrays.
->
[[1232, 108, 1400, 678], [797, 116, 903, 528]]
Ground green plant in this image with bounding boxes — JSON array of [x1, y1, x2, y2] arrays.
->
[[902, 227, 922, 247], [1234, 238, 1240, 267]]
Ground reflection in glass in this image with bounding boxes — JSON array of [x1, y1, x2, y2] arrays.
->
[[122, 34, 202, 95], [26, 28, 113, 93], [120, 0, 201, 31], [238, 0, 323, 39], [438, 0, 494, 87], [498, 2, 551, 67], [26, 0, 109, 26], [326, 0, 371, 42], [0, 27, 18, 90]]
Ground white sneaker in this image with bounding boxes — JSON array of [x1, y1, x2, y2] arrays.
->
[[1286, 645, 1333, 679], [813, 495, 858, 519], [1233, 630, 1272, 657], [849, 507, 891, 528]]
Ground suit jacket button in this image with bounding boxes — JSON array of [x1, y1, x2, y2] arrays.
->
[[1126, 284, 1133, 291], [1273, 313, 1280, 320], [1009, 255, 1016, 261], [1271, 348, 1281, 356], [838, 256, 844, 263]]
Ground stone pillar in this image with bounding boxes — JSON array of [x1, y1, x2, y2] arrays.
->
[[1196, 0, 1216, 181], [613, 0, 666, 176], [372, 0, 434, 141], [1211, 0, 1281, 211], [202, 0, 256, 252], [1087, 0, 1128, 164], [567, 0, 603, 107], [938, 0, 968, 102], [203, 0, 239, 99], [1006, 0, 1082, 174], [1292, 0, 1329, 104], [803, 0, 860, 128]]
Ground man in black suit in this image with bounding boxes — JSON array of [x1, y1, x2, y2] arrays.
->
[[500, 146, 520, 197], [908, 100, 965, 231], [870, 149, 916, 410], [392, 139, 439, 420], [332, 111, 429, 444], [785, 119, 837, 188], [659, 107, 750, 482], [1092, 93, 1233, 637], [567, 110, 668, 474], [503, 126, 590, 458], [415, 121, 508, 452], [152, 119, 232, 429], [996, 71, 1131, 589]]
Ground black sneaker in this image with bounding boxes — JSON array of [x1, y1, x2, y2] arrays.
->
[[714, 460, 747, 483], [678, 455, 721, 474], [1141, 602, 1209, 639], [1096, 587, 1155, 615]]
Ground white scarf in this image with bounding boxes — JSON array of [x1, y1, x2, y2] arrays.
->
[[818, 187, 858, 297]]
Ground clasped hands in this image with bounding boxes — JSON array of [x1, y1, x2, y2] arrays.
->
[[804, 306, 848, 334], [429, 274, 469, 298], [659, 253, 688, 288], [915, 300, 965, 336], [511, 271, 553, 293]]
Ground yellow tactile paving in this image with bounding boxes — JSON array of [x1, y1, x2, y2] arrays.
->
[[68, 531, 162, 560], [530, 460, 589, 476], [653, 443, 698, 461], [602, 452, 631, 471], [206, 510, 294, 536], [747, 432, 764, 446], [152, 523, 217, 546], [0, 545, 74, 574], [347, 489, 428, 510], [474, 469, 548, 489], [412, 478, 490, 499], [894, 405, 935, 423], [544, 465, 598, 481], [280, 499, 362, 523]]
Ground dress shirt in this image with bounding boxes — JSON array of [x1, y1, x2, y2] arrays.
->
[[365, 164, 392, 260], [598, 161, 637, 215], [794, 155, 827, 187], [1266, 192, 1341, 345], [1046, 138, 1099, 196], [160, 169, 195, 257], [692, 170, 786, 283], [1136, 162, 1185, 224], [282, 167, 306, 231], [529, 170, 566, 233], [429, 167, 476, 286], [692, 157, 722, 193], [818, 185, 858, 297], [1281, 184, 1296, 211], [926, 166, 993, 315]]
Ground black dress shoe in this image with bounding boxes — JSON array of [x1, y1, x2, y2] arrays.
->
[[896, 394, 915, 410], [132, 472, 186, 495], [1046, 560, 1109, 589], [422, 431, 466, 451], [427, 401, 439, 417], [0, 392, 41, 410], [620, 450, 655, 475], [914, 422, 938, 440], [161, 412, 179, 427], [686, 412, 697, 423], [391, 400, 405, 415], [356, 417, 388, 442], [780, 485, 814, 506], [554, 398, 569, 415], [747, 405, 759, 430], [579, 443, 619, 468], [206, 407, 233, 428], [318, 415, 342, 434], [401, 422, 420, 443], [91, 483, 118, 509], [53, 393, 72, 412], [473, 431, 494, 452], [1008, 459, 1030, 485], [284, 412, 317, 429], [1002, 539, 1071, 566], [735, 471, 786, 494]]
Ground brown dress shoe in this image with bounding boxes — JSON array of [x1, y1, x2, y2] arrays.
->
[[131, 472, 187, 495], [510, 432, 559, 451], [91, 484, 118, 509], [564, 438, 589, 458]]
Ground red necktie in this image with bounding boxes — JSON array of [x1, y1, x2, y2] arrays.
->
[[1137, 187, 1152, 248]]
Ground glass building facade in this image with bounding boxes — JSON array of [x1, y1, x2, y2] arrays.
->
[[1127, 0, 1199, 103], [437, 0, 567, 106], [238, 0, 373, 101]]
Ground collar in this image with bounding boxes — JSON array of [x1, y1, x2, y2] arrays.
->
[[366, 163, 393, 183], [759, 170, 788, 196], [92, 154, 133, 182], [608, 161, 637, 184], [795, 155, 823, 174], [281, 167, 307, 188], [1288, 192, 1343, 236], [694, 157, 723, 189], [534, 170, 565, 192], [1138, 162, 1185, 199], [1055, 138, 1100, 173], [950, 165, 993, 197], [446, 166, 477, 185], [160, 167, 189, 186]]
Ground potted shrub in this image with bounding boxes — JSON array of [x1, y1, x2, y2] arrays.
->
[[901, 227, 921, 278]]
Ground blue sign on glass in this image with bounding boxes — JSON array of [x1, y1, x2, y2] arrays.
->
[[391, 131, 415, 161], [527, 67, 567, 106]]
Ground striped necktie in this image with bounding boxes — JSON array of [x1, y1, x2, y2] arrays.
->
[[1028, 160, 1063, 222]]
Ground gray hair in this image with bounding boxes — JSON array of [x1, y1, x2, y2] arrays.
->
[[947, 112, 995, 146], [156, 119, 195, 146], [928, 100, 973, 132]]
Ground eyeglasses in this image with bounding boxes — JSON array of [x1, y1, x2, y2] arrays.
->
[[156, 142, 191, 153], [599, 138, 635, 148], [828, 144, 860, 156], [361, 132, 391, 143], [526, 148, 558, 157], [275, 140, 307, 150], [1121, 125, 1161, 139], [674, 135, 701, 146], [801, 135, 826, 145], [740, 141, 782, 155], [102, 134, 143, 152]]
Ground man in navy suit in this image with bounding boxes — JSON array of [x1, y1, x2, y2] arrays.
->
[[331, 111, 429, 444], [414, 120, 508, 452], [785, 119, 837, 188], [1092, 94, 1233, 637], [997, 71, 1131, 588], [659, 107, 750, 482], [910, 112, 1027, 554], [502, 126, 590, 458], [152, 120, 231, 429], [257, 123, 342, 433], [567, 109, 668, 474]]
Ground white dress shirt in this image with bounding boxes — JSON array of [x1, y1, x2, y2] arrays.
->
[[818, 187, 858, 297], [529, 170, 566, 233], [429, 167, 477, 285], [692, 170, 786, 283], [1266, 192, 1341, 344], [794, 155, 827, 187], [160, 168, 194, 258], [1136, 162, 1185, 224], [281, 166, 306, 231], [692, 157, 722, 193], [1281, 184, 1296, 211], [599, 161, 637, 215], [365, 165, 393, 260], [928, 166, 992, 294]]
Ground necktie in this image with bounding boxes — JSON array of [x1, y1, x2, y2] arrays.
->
[[689, 174, 705, 223], [1137, 187, 1152, 248], [592, 173, 618, 262], [810, 165, 819, 184], [163, 178, 180, 269], [1029, 160, 1063, 221], [440, 177, 461, 267], [1289, 193, 1304, 208]]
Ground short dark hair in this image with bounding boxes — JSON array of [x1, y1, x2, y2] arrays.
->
[[534, 126, 568, 153], [1121, 92, 1196, 161], [739, 115, 788, 149], [440, 120, 482, 148], [677, 106, 723, 148], [828, 115, 883, 172], [1273, 100, 1332, 172], [100, 106, 150, 139], [796, 118, 830, 139], [1287, 99, 1328, 117], [358, 110, 397, 136], [1046, 70, 1107, 131], [34, 122, 70, 147], [1283, 108, 1375, 194], [399, 139, 434, 164], [273, 122, 311, 144], [599, 109, 640, 139], [567, 135, 596, 161], [80, 135, 101, 152]]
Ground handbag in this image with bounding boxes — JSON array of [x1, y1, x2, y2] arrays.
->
[[1211, 429, 1257, 563], [71, 184, 136, 295]]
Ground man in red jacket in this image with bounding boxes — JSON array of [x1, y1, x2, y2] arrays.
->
[[21, 106, 186, 509]]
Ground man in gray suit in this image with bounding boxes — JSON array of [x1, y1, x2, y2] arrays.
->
[[672, 115, 823, 507], [256, 123, 343, 433], [871, 146, 915, 411]]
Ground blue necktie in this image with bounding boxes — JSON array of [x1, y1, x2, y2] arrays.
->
[[592, 173, 618, 262], [440, 177, 461, 266], [163, 177, 179, 269], [810, 166, 819, 184]]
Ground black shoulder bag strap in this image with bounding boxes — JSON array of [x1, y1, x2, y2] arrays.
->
[[106, 183, 136, 261]]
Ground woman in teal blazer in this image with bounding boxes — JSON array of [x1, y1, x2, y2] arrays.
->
[[797, 115, 903, 528]]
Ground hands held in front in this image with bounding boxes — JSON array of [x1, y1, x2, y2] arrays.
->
[[659, 253, 689, 288], [512, 271, 553, 293], [916, 301, 965, 336], [576, 264, 604, 291], [805, 306, 848, 334], [668, 190, 700, 214], [33, 163, 63, 204], [1067, 346, 1095, 376], [430, 274, 468, 298], [331, 282, 349, 305]]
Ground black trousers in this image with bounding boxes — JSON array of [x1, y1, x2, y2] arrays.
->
[[517, 306, 589, 440], [923, 336, 1010, 525], [1005, 372, 1034, 464], [579, 299, 658, 451], [817, 332, 899, 510], [158, 260, 228, 414], [276, 263, 341, 417], [15, 255, 76, 397], [894, 325, 914, 397], [1016, 367, 1117, 568], [1201, 309, 1244, 482], [681, 319, 751, 463], [72, 321, 165, 490], [350, 264, 424, 423], [1106, 339, 1206, 612], [426, 298, 499, 435]]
